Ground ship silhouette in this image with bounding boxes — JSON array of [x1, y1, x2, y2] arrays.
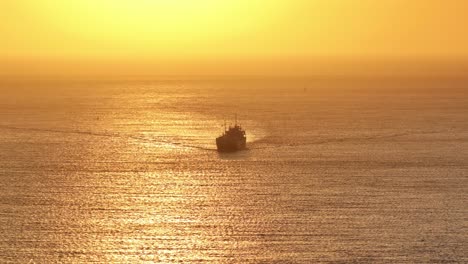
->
[[216, 117, 246, 152]]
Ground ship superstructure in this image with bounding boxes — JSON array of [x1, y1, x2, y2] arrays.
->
[[216, 119, 246, 152]]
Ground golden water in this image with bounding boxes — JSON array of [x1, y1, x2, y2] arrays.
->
[[0, 78, 467, 262]]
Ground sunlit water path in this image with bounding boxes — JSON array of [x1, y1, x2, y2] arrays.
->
[[0, 78, 467, 263]]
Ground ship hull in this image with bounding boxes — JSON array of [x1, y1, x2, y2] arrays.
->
[[216, 136, 246, 152]]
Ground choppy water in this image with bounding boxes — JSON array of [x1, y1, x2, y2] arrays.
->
[[0, 77, 467, 263]]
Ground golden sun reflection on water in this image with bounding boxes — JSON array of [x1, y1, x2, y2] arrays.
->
[[1, 80, 467, 262]]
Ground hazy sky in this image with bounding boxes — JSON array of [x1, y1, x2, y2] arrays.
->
[[2, 0, 468, 76]]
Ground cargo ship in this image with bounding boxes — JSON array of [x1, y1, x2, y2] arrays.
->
[[216, 118, 246, 152]]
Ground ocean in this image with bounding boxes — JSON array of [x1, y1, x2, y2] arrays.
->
[[0, 77, 467, 263]]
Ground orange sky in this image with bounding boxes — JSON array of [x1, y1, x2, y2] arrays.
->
[[2, 0, 468, 76]]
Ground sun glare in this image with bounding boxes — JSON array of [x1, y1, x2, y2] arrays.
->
[[2, 0, 468, 75], [32, 0, 282, 58]]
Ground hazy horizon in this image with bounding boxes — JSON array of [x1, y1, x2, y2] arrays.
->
[[2, 57, 468, 79], [3, 1, 468, 77]]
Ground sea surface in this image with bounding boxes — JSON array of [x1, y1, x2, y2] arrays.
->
[[0, 77, 467, 263]]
